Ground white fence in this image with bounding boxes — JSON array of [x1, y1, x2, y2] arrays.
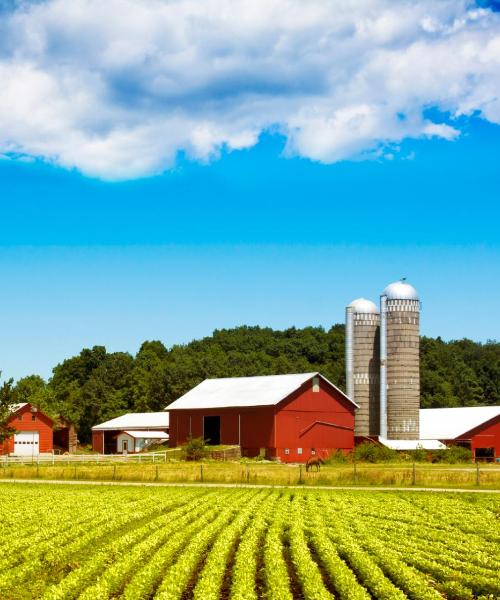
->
[[0, 452, 171, 465]]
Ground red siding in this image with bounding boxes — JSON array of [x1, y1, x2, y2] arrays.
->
[[461, 415, 500, 459], [169, 406, 275, 456], [169, 375, 355, 463], [1, 404, 53, 455], [274, 377, 355, 462], [92, 431, 105, 453]]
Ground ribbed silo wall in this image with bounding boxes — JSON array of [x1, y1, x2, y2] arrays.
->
[[385, 299, 420, 439], [352, 312, 380, 437]]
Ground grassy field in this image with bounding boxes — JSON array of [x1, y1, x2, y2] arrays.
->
[[1, 460, 500, 488], [0, 482, 498, 599]]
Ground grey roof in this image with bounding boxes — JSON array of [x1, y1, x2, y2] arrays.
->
[[167, 372, 357, 411], [92, 412, 169, 431], [420, 406, 500, 440]]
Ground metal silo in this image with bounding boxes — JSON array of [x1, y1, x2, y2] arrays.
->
[[380, 280, 420, 440], [346, 298, 380, 437]]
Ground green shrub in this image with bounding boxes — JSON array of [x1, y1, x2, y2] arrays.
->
[[352, 442, 399, 463], [431, 445, 473, 464], [324, 449, 349, 464], [409, 445, 429, 463], [182, 436, 206, 461]]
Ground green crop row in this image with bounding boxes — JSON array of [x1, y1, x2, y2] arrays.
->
[[0, 483, 497, 599]]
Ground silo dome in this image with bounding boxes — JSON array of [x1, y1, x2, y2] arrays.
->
[[348, 298, 379, 314], [381, 280, 419, 301]]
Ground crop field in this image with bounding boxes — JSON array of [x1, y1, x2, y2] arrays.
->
[[0, 484, 498, 600]]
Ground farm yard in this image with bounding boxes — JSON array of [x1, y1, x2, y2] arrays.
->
[[0, 483, 498, 600], [1, 459, 500, 489]]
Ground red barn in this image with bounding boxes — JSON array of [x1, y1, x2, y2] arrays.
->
[[167, 372, 357, 463], [420, 406, 500, 461], [0, 403, 54, 456]]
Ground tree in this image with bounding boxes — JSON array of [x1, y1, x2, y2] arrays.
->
[[0, 377, 17, 444]]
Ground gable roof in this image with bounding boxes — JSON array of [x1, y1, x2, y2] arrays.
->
[[92, 412, 169, 431], [166, 372, 357, 411], [9, 403, 54, 423], [420, 406, 500, 440]]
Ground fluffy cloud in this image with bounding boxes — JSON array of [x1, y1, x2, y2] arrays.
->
[[0, 0, 499, 179]]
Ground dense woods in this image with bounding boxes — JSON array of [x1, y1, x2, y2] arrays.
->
[[8, 325, 500, 442]]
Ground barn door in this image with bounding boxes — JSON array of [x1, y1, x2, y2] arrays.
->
[[14, 431, 39, 456], [203, 416, 221, 445]]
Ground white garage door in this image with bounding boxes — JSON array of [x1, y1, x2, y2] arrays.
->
[[14, 431, 40, 456]]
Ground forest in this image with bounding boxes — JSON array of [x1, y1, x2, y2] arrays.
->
[[5, 325, 500, 442]]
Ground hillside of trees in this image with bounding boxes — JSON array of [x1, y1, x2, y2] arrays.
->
[[8, 325, 500, 442]]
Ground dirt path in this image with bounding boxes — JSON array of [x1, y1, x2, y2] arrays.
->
[[1, 478, 499, 493]]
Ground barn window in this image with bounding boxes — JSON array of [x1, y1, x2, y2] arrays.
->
[[297, 448, 303, 455], [284, 448, 290, 455], [31, 414, 36, 422], [312, 377, 320, 392]]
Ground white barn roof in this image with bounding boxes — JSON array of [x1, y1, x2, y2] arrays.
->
[[92, 412, 169, 431], [167, 372, 357, 411], [420, 406, 500, 440], [379, 437, 446, 451]]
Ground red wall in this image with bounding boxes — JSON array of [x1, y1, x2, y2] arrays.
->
[[463, 415, 500, 459], [1, 404, 53, 455], [169, 375, 355, 463], [274, 377, 355, 462], [169, 406, 275, 457], [92, 431, 105, 453]]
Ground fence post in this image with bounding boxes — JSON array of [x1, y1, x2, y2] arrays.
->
[[246, 464, 250, 483], [412, 462, 416, 486], [476, 462, 480, 486], [200, 464, 204, 482]]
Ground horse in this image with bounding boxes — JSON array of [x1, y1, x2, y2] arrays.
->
[[305, 456, 324, 472]]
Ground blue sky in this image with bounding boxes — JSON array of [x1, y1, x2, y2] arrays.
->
[[0, 0, 499, 381]]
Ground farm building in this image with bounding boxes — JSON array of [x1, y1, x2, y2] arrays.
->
[[420, 406, 500, 461], [167, 372, 358, 463], [0, 403, 54, 456], [91, 412, 169, 454]]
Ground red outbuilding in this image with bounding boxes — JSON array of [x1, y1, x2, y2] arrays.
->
[[167, 372, 358, 463], [420, 406, 500, 461], [0, 403, 54, 456]]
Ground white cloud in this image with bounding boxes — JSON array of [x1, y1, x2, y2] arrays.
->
[[0, 0, 499, 179]]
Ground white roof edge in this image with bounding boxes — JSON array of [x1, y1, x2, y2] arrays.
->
[[123, 430, 169, 439], [379, 437, 447, 450], [91, 412, 169, 431]]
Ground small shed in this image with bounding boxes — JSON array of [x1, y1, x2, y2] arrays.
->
[[420, 406, 500, 461], [167, 372, 357, 463], [0, 403, 54, 456], [91, 412, 169, 454]]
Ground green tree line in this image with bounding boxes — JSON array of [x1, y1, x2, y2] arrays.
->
[[5, 325, 500, 442]]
